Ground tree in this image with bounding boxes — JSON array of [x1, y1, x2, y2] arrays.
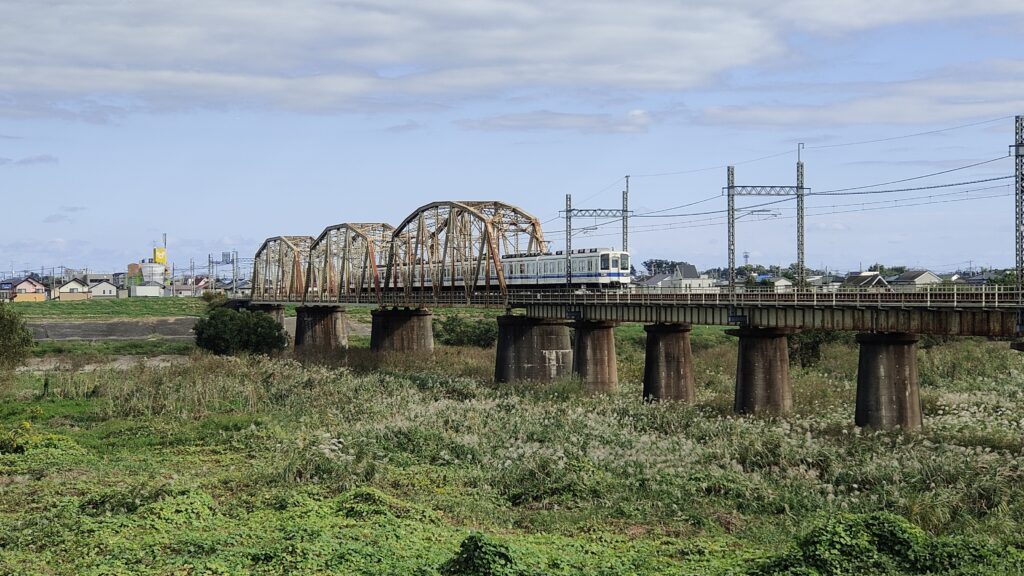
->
[[194, 307, 287, 356], [0, 303, 33, 377]]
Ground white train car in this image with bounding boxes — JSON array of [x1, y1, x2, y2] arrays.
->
[[502, 248, 631, 289], [392, 248, 631, 291]]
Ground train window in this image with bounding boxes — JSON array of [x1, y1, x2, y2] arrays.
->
[[601, 254, 610, 270], [587, 258, 594, 272], [620, 254, 630, 270], [519, 263, 525, 274], [611, 256, 619, 269]]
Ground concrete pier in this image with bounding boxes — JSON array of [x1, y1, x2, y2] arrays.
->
[[294, 306, 347, 354], [370, 308, 434, 353], [727, 327, 794, 416], [573, 320, 618, 393], [248, 303, 285, 326], [855, 332, 922, 430], [643, 323, 696, 402], [494, 315, 573, 383]]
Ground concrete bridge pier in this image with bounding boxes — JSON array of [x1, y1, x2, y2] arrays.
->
[[248, 303, 285, 326], [295, 306, 348, 354], [370, 307, 434, 353], [494, 316, 573, 383], [855, 332, 922, 430], [643, 323, 696, 402], [727, 327, 794, 416], [573, 320, 618, 393]]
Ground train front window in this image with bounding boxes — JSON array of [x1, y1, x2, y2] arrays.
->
[[620, 254, 629, 271], [611, 256, 619, 270], [600, 254, 610, 270]]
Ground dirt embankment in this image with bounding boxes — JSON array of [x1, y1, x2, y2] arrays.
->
[[27, 317, 199, 341], [27, 317, 370, 341]]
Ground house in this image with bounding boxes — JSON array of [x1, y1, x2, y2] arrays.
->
[[938, 273, 965, 284], [57, 278, 91, 301], [637, 263, 718, 293], [842, 271, 890, 291], [0, 277, 48, 302], [891, 270, 942, 288], [129, 281, 165, 298], [88, 280, 118, 299], [808, 275, 844, 292], [765, 277, 793, 293]]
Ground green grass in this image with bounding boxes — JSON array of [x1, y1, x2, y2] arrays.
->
[[11, 297, 208, 319], [31, 339, 195, 358], [1, 337, 1023, 574]]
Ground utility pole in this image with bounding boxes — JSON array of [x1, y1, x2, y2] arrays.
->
[[1015, 115, 1023, 301], [622, 175, 629, 253], [797, 144, 806, 286], [726, 164, 807, 292], [208, 254, 213, 295], [232, 250, 238, 296], [565, 194, 572, 288], [727, 166, 736, 291]]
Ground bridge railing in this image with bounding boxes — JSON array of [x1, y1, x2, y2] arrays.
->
[[510, 284, 1024, 308], [243, 284, 1024, 309]]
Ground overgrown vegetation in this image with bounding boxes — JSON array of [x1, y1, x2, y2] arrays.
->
[[1, 332, 1023, 573], [0, 303, 33, 385], [193, 307, 288, 355], [433, 313, 499, 347]]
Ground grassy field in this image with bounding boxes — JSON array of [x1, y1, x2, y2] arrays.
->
[[2, 332, 1023, 574], [11, 297, 209, 319]]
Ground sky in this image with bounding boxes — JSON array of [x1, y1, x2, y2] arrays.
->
[[2, 0, 1023, 278]]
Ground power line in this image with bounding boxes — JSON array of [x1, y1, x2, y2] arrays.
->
[[578, 188, 1011, 239], [810, 175, 1012, 197], [813, 156, 1010, 194], [805, 115, 1012, 150]]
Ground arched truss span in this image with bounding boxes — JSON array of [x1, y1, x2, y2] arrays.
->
[[304, 223, 394, 303], [383, 201, 547, 299], [252, 236, 314, 301]]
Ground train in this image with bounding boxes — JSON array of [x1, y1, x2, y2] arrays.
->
[[389, 248, 631, 291]]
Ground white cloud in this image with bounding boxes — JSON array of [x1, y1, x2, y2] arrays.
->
[[461, 109, 652, 133], [703, 60, 1024, 127], [0, 1, 1021, 122]]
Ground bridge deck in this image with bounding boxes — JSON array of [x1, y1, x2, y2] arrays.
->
[[245, 287, 1024, 337]]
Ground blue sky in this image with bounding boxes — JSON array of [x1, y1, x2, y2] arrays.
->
[[2, 1, 1023, 277]]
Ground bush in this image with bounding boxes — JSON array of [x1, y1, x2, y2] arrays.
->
[[440, 533, 524, 576], [194, 307, 287, 355], [788, 330, 854, 368], [0, 302, 33, 376], [433, 314, 497, 348]]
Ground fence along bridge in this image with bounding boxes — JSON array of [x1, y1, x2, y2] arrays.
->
[[243, 118, 1024, 430]]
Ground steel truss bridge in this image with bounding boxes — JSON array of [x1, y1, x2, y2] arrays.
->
[[247, 115, 1024, 339]]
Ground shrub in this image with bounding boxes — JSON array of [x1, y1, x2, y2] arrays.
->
[[433, 314, 497, 348], [788, 330, 854, 368], [440, 533, 523, 576], [194, 307, 287, 355], [0, 303, 33, 380]]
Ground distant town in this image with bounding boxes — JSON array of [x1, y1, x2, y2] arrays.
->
[[1, 247, 253, 302]]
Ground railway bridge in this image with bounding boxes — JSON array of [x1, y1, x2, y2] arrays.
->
[[241, 195, 1024, 432]]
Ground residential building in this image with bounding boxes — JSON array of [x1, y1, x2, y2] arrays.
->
[[0, 277, 48, 302], [57, 278, 91, 301], [842, 271, 890, 291], [637, 263, 717, 293], [891, 270, 942, 290], [88, 280, 118, 299]]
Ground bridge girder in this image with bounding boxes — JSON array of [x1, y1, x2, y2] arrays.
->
[[383, 201, 547, 299], [252, 235, 314, 301], [304, 223, 394, 303]]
